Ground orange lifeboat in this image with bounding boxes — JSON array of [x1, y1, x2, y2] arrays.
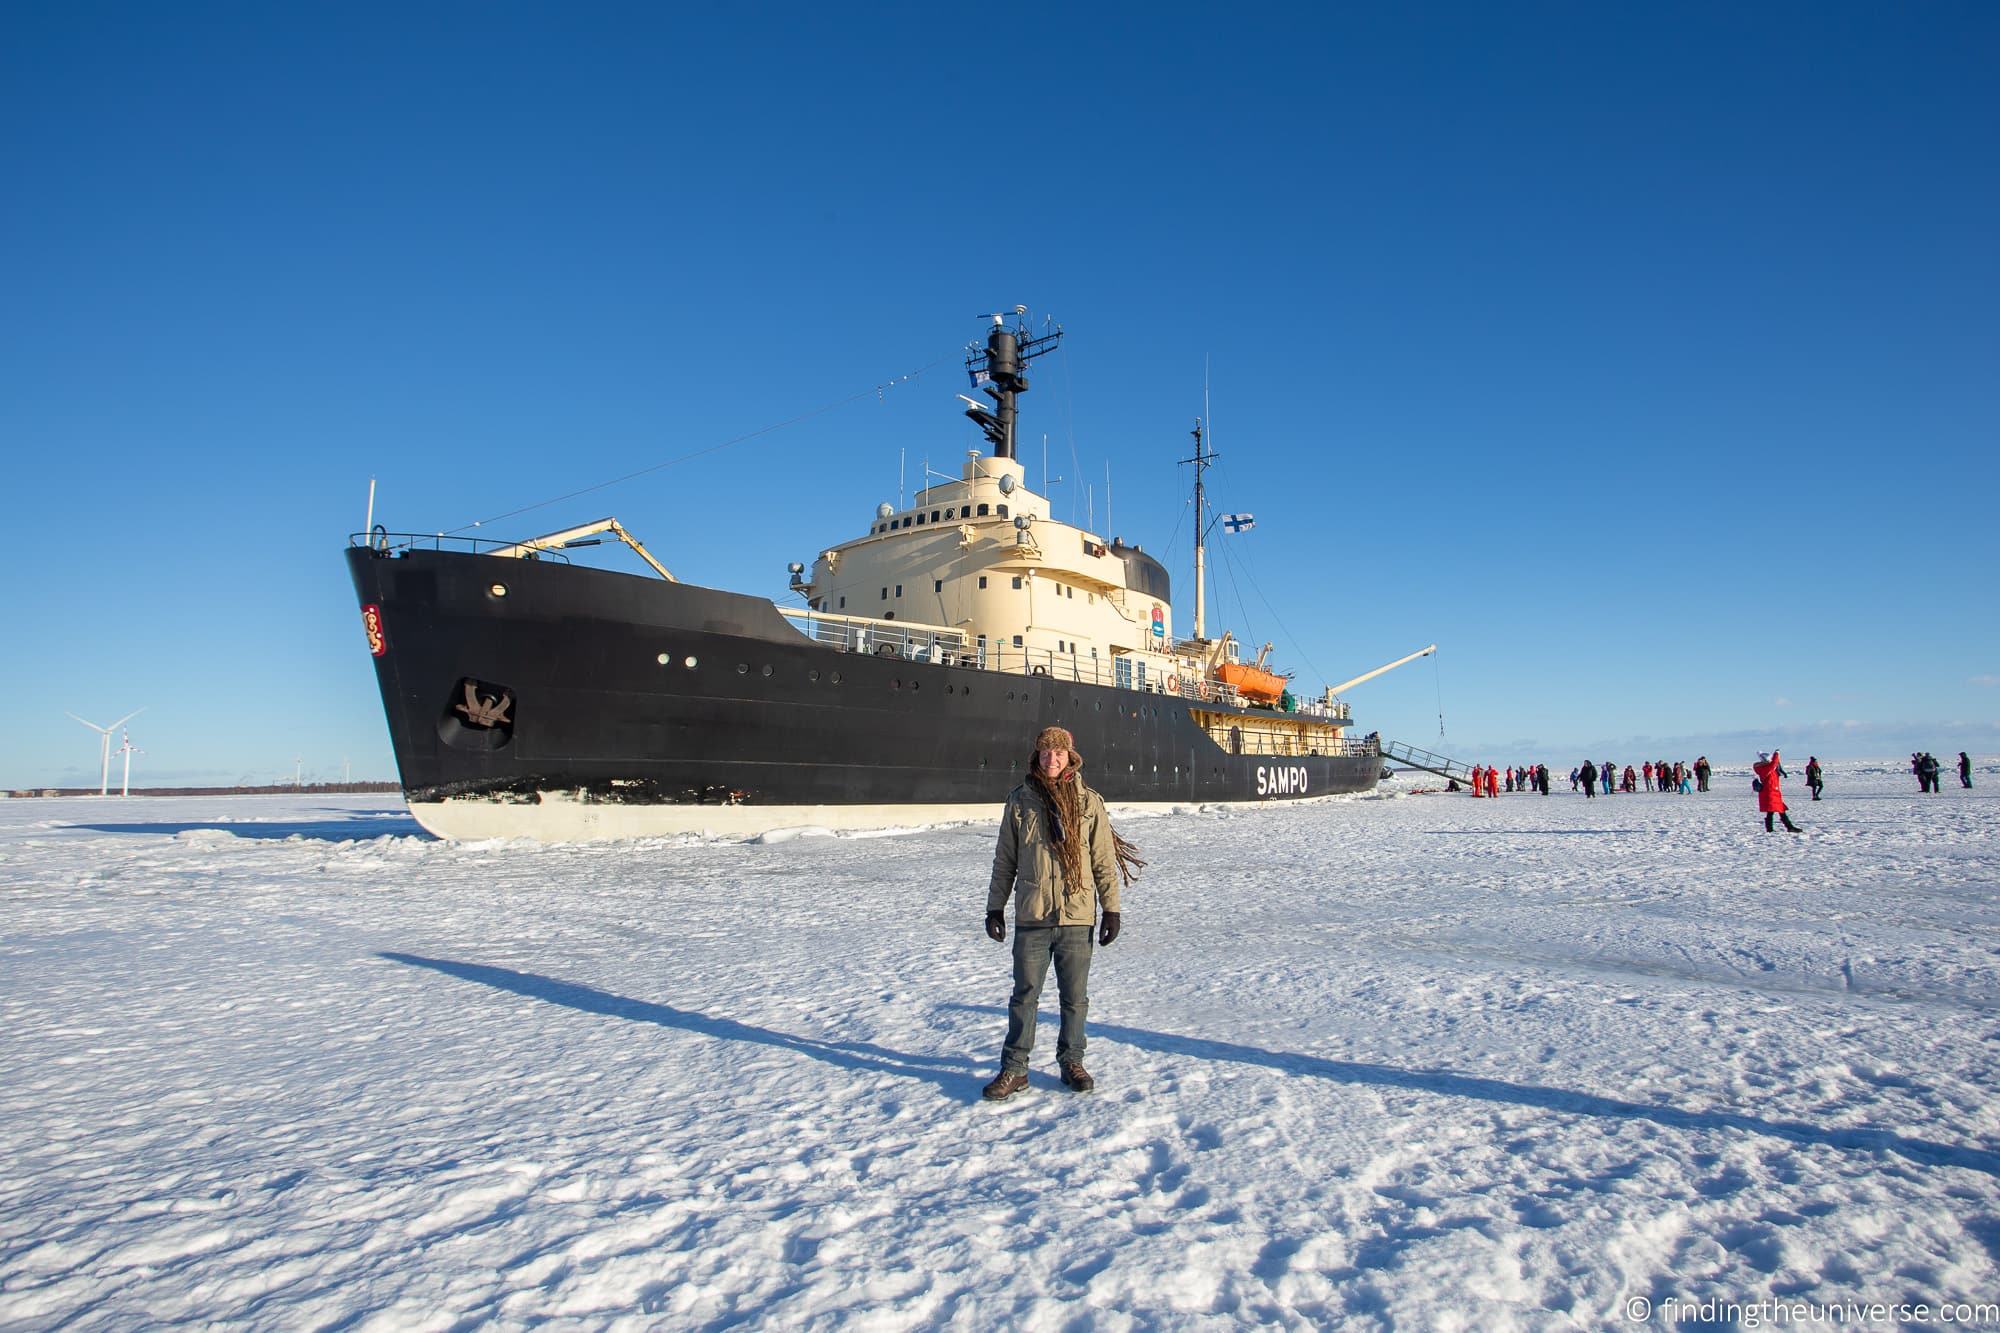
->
[[1215, 663, 1287, 703]]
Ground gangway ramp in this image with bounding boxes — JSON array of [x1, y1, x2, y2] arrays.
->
[[1380, 740, 1473, 784]]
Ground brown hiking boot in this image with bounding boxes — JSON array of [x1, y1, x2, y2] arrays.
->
[[982, 1070, 1029, 1102], [1059, 1061, 1095, 1093]]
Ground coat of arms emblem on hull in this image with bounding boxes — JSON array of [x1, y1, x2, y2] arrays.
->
[[455, 681, 513, 729]]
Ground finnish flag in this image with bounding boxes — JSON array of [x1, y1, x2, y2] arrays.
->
[[1220, 512, 1256, 534]]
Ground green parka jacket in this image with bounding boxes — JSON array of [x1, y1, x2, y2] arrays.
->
[[986, 777, 1121, 927]]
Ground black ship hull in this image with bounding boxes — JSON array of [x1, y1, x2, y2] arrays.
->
[[348, 547, 1381, 839]]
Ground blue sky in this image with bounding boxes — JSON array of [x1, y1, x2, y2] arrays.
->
[[3, 2, 1995, 787]]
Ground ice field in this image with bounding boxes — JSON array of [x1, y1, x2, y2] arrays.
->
[[2, 759, 1996, 1329]]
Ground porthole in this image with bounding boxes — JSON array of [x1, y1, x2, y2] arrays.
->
[[489, 582, 509, 598], [1006, 691, 1015, 701], [684, 656, 698, 669], [891, 678, 901, 691], [946, 684, 954, 695], [761, 665, 773, 677], [830, 672, 842, 684], [910, 680, 919, 692], [736, 663, 749, 674], [809, 668, 820, 681], [657, 653, 670, 665]]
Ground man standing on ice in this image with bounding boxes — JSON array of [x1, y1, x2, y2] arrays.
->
[[1805, 756, 1824, 800], [1961, 752, 1974, 788], [1755, 749, 1802, 833], [982, 725, 1137, 1102]]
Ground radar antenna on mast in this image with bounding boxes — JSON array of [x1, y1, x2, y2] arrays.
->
[[963, 308, 1063, 460]]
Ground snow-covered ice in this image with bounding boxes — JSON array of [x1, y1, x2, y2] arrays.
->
[[2, 760, 1996, 1329]]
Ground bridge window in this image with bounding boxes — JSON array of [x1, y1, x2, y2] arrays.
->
[[997, 505, 1009, 518], [978, 576, 987, 589], [933, 580, 942, 593], [916, 514, 925, 525], [977, 504, 990, 516], [1011, 576, 1022, 589], [895, 585, 902, 597], [930, 511, 940, 522]]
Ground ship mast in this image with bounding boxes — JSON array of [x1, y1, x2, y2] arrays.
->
[[1181, 417, 1219, 640], [963, 307, 1063, 460]]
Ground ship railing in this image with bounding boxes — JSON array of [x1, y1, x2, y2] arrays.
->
[[346, 530, 575, 563], [990, 648, 1118, 686], [778, 608, 971, 662], [1212, 732, 1382, 759], [1171, 675, 1242, 707]]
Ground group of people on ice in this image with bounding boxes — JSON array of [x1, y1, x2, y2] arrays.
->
[[1911, 751, 1973, 793], [1463, 763, 1549, 796], [1558, 757, 1711, 797], [1458, 758, 1730, 797]]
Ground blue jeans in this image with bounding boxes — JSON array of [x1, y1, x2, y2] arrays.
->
[[1003, 926, 1093, 1072]]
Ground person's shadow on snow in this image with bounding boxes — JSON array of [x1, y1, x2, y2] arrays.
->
[[380, 952, 989, 1103], [941, 1002, 2000, 1179]]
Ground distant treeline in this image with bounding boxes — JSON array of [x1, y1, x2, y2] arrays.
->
[[5, 783, 401, 799]]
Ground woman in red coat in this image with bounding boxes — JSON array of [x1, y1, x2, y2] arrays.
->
[[1754, 749, 1801, 833]]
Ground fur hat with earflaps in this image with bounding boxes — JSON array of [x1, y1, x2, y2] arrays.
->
[[1030, 725, 1081, 774]]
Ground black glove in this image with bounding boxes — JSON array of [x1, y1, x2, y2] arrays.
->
[[1097, 911, 1120, 946], [985, 910, 1006, 942]]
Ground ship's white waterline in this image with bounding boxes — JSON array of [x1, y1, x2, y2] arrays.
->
[[406, 790, 1369, 841]]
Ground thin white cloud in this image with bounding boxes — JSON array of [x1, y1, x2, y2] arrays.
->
[[1970, 674, 2000, 687]]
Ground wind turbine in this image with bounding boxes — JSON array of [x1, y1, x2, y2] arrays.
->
[[116, 728, 144, 798], [66, 709, 143, 796]]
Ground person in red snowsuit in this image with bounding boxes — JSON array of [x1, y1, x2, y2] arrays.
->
[[1643, 761, 1654, 792], [1468, 764, 1483, 797], [1485, 766, 1499, 798], [1754, 749, 1801, 833]]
